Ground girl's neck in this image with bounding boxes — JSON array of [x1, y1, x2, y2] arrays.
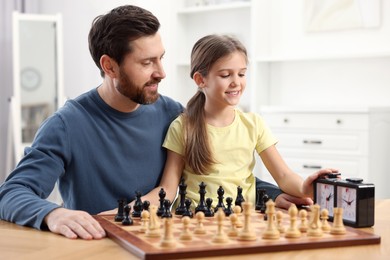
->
[[204, 106, 235, 127]]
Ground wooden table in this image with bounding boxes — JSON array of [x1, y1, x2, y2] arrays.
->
[[1, 200, 389, 260]]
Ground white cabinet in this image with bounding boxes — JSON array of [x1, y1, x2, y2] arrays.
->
[[258, 107, 390, 199], [170, 0, 390, 110]]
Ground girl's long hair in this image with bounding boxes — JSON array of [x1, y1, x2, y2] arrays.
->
[[183, 34, 248, 175]]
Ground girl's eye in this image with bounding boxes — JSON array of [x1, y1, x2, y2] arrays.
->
[[239, 73, 246, 77], [221, 75, 229, 78]]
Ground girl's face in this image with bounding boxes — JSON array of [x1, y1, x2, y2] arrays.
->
[[202, 51, 247, 109]]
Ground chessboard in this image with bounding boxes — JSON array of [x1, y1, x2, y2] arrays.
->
[[94, 204, 381, 260]]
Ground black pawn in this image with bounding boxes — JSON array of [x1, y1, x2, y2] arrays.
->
[[114, 198, 125, 222], [260, 193, 269, 214], [204, 198, 214, 217], [182, 199, 193, 218], [235, 186, 245, 207], [132, 191, 143, 218], [157, 188, 166, 217], [142, 200, 150, 211], [214, 186, 226, 212], [255, 188, 267, 211], [224, 197, 234, 216], [195, 182, 208, 213], [161, 199, 172, 218], [122, 204, 133, 226], [175, 178, 187, 215]]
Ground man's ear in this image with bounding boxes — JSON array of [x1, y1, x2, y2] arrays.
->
[[193, 72, 206, 88], [100, 55, 118, 78]]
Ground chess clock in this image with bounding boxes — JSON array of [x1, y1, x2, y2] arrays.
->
[[314, 178, 338, 221], [314, 177, 375, 228]]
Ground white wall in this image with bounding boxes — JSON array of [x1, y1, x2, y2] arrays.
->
[[37, 0, 176, 100], [260, 0, 390, 108]]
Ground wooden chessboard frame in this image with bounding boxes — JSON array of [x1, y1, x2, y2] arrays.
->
[[94, 213, 380, 260]]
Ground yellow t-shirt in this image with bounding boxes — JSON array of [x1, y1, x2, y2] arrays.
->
[[163, 109, 277, 209]]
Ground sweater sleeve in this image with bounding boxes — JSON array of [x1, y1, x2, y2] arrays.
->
[[0, 114, 69, 230], [255, 177, 283, 201]]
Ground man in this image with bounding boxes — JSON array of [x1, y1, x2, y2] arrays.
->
[[0, 5, 311, 240]]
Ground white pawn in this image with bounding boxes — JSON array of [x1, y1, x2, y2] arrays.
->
[[276, 211, 286, 233], [194, 211, 207, 235], [159, 218, 176, 248], [285, 204, 301, 238], [179, 216, 193, 241], [139, 210, 150, 233], [321, 209, 331, 232], [145, 205, 161, 238], [233, 205, 243, 228], [228, 213, 239, 237], [298, 209, 309, 233]]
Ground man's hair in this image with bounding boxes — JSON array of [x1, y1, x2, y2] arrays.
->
[[88, 5, 160, 77]]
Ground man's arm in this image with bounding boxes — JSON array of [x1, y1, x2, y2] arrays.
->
[[255, 177, 313, 210]]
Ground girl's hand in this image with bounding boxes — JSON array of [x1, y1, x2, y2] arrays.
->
[[302, 168, 339, 197]]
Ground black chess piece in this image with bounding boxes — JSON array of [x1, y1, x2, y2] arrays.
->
[[142, 200, 150, 211], [122, 204, 133, 226], [224, 197, 234, 216], [195, 182, 208, 213], [235, 186, 245, 207], [175, 178, 187, 215], [114, 198, 126, 222], [182, 198, 193, 218], [255, 188, 267, 211], [161, 199, 172, 218], [260, 193, 269, 214], [204, 197, 214, 217], [132, 191, 143, 218], [214, 186, 226, 212], [157, 188, 166, 217]]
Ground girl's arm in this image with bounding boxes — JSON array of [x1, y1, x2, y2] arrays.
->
[[260, 145, 338, 198], [140, 150, 184, 206]]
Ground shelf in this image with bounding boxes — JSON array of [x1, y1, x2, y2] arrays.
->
[[256, 51, 390, 62], [178, 1, 251, 14]]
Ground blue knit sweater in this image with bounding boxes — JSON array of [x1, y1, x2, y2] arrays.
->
[[0, 88, 183, 229]]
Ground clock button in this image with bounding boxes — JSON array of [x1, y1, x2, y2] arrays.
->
[[346, 178, 363, 183], [327, 173, 341, 179]]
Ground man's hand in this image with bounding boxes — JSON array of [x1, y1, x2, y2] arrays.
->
[[44, 208, 106, 239], [274, 193, 313, 210]]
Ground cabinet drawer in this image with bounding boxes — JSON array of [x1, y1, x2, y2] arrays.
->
[[258, 157, 368, 186], [262, 113, 369, 130], [274, 132, 367, 154]]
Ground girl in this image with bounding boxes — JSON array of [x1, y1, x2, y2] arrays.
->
[[147, 34, 338, 209]]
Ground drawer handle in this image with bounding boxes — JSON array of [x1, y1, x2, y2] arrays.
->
[[303, 140, 322, 144], [303, 165, 322, 169]]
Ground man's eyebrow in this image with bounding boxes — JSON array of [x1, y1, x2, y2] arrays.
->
[[141, 51, 165, 61]]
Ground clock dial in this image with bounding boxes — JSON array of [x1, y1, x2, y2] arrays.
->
[[316, 182, 334, 217], [21, 67, 41, 91], [337, 186, 357, 222]]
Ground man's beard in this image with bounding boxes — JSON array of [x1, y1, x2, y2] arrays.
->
[[116, 68, 160, 105]]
